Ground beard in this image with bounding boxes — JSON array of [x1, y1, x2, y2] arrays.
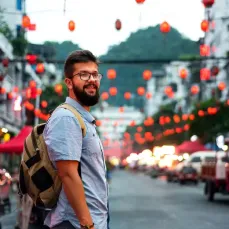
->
[[72, 83, 100, 107]]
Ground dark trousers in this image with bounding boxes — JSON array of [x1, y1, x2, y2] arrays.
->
[[51, 221, 75, 229]]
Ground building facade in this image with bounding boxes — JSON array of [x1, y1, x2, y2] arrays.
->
[[203, 0, 229, 101], [1, 0, 24, 37]]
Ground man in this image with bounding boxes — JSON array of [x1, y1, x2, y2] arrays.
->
[[43, 50, 109, 229]]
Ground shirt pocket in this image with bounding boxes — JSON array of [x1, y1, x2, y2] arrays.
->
[[83, 133, 101, 158]]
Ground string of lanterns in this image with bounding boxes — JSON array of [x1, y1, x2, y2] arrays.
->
[[101, 99, 228, 146], [21, 0, 173, 34], [121, 101, 228, 144]]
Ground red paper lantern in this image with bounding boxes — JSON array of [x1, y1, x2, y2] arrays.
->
[[207, 107, 217, 115], [147, 117, 154, 125], [211, 66, 219, 76], [109, 87, 117, 96], [201, 20, 209, 32], [159, 116, 165, 125], [26, 54, 37, 64], [22, 15, 30, 28], [179, 68, 188, 79], [137, 87, 145, 96], [164, 86, 173, 95], [145, 92, 152, 99], [2, 58, 9, 67], [200, 68, 211, 81], [55, 84, 63, 94], [190, 85, 199, 95], [198, 110, 205, 117], [189, 114, 195, 121], [136, 0, 145, 4], [160, 21, 170, 33], [41, 100, 48, 108], [107, 69, 116, 79], [124, 92, 131, 100], [30, 87, 37, 99], [34, 109, 41, 116], [13, 87, 19, 93], [7, 92, 13, 100], [143, 70, 152, 81], [115, 19, 122, 31], [0, 87, 6, 94], [96, 120, 102, 126], [119, 107, 124, 113], [29, 80, 36, 88], [200, 44, 210, 56], [68, 20, 75, 31], [173, 115, 180, 123], [218, 82, 226, 91], [101, 92, 109, 100], [202, 0, 215, 8], [130, 120, 136, 127], [36, 88, 42, 95], [36, 63, 45, 74]]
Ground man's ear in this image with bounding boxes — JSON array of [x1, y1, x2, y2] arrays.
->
[[64, 78, 73, 90]]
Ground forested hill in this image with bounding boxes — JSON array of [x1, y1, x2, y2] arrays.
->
[[100, 25, 198, 61], [98, 25, 198, 108]]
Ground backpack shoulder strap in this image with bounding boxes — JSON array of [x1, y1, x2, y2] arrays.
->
[[58, 103, 86, 137]]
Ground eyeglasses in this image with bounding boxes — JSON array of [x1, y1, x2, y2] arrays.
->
[[73, 72, 103, 81]]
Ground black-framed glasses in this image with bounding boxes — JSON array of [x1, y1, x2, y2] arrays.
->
[[73, 72, 103, 81]]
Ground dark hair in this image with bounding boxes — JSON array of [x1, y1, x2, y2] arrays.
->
[[64, 50, 99, 78]]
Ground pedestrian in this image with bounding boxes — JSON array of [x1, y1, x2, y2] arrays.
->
[[43, 50, 109, 229]]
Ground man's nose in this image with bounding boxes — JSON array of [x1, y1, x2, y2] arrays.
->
[[88, 75, 97, 82]]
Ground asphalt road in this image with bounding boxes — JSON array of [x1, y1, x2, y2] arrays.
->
[[1, 170, 229, 229], [109, 170, 229, 229]]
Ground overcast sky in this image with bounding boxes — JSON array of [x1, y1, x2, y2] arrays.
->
[[26, 0, 205, 56]]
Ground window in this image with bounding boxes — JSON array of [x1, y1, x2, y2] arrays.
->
[[205, 156, 216, 162], [16, 0, 22, 10], [182, 167, 197, 174], [190, 156, 201, 163]]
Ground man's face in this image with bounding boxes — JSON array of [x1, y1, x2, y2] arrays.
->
[[66, 61, 101, 107]]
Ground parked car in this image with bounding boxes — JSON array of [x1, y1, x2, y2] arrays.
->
[[178, 166, 198, 185], [166, 160, 187, 182]]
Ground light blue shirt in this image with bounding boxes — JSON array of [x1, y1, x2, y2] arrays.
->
[[43, 97, 108, 229]]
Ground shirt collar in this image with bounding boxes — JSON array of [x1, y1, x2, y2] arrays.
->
[[65, 97, 95, 124]]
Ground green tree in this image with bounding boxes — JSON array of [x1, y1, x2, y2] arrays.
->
[[189, 99, 229, 143], [40, 81, 68, 112], [0, 8, 13, 40]]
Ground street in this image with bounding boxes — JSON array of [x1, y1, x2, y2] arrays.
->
[[109, 170, 229, 229], [1, 170, 229, 229]]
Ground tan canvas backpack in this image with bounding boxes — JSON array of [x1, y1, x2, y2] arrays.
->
[[19, 103, 86, 209]]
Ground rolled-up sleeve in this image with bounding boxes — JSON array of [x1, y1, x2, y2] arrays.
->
[[44, 116, 83, 162]]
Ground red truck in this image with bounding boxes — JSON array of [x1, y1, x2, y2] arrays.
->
[[201, 151, 229, 201]]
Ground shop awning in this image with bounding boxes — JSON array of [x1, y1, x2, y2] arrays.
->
[[0, 126, 33, 154], [176, 140, 208, 154]]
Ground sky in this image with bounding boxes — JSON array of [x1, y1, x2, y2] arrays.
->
[[26, 0, 205, 56]]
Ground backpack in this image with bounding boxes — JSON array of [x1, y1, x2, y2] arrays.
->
[[19, 103, 86, 209]]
